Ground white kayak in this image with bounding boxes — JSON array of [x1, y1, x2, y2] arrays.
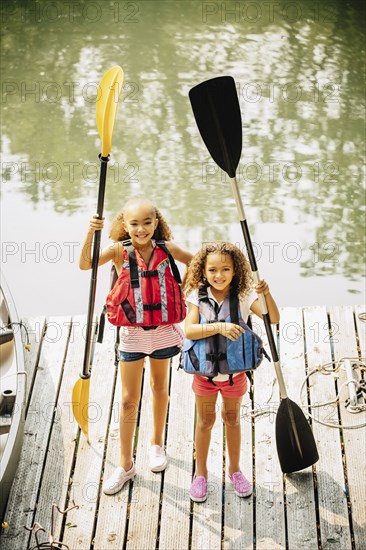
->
[[0, 272, 26, 520]]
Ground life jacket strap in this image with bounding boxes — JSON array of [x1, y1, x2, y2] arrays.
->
[[98, 264, 119, 345], [206, 352, 227, 361], [140, 269, 158, 277], [143, 303, 162, 311], [198, 286, 240, 325], [208, 374, 233, 386], [229, 288, 239, 324], [155, 240, 182, 284], [97, 305, 107, 343], [123, 242, 139, 289], [122, 239, 182, 289]]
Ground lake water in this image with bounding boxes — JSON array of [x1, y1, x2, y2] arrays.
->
[[1, 0, 365, 317]]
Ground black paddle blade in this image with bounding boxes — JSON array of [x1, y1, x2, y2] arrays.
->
[[276, 398, 319, 473], [189, 76, 242, 178]]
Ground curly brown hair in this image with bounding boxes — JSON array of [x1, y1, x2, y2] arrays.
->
[[109, 196, 173, 242], [184, 241, 253, 297]]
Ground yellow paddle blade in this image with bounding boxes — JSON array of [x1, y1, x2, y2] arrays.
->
[[96, 65, 124, 157], [72, 377, 91, 442]]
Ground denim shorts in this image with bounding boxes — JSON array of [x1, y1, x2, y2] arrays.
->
[[119, 345, 181, 362]]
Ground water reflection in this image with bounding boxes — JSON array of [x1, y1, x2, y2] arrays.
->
[[1, 0, 365, 313]]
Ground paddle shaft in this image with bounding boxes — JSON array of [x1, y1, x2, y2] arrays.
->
[[81, 155, 109, 378], [230, 176, 287, 399]]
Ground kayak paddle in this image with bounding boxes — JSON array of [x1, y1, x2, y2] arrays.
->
[[189, 76, 319, 473], [72, 65, 124, 442]]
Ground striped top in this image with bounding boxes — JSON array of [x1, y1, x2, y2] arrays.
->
[[118, 323, 184, 354]]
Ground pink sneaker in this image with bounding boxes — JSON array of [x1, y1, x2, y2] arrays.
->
[[229, 471, 252, 497], [189, 476, 208, 502]]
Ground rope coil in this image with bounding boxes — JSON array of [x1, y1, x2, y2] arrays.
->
[[241, 357, 366, 429]]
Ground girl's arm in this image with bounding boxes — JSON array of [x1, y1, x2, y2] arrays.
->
[[184, 303, 244, 341], [249, 279, 280, 324], [79, 215, 123, 270], [165, 241, 193, 266]]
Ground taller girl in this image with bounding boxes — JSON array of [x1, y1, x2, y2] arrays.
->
[[80, 196, 192, 495]]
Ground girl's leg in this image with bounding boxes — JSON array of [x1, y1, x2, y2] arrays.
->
[[194, 393, 218, 478], [221, 395, 243, 475], [149, 357, 170, 446], [119, 358, 145, 470]]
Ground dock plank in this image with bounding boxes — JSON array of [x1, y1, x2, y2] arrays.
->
[[355, 305, 366, 357], [253, 316, 286, 550], [61, 318, 117, 550], [191, 382, 223, 549], [2, 316, 71, 550], [93, 340, 129, 550], [21, 316, 46, 408], [34, 316, 86, 539], [303, 306, 352, 549], [126, 359, 168, 549], [279, 307, 318, 549], [159, 358, 195, 550], [223, 379, 254, 550], [329, 306, 366, 550]]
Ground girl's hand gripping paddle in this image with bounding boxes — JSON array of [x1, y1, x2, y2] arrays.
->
[[189, 76, 319, 473]]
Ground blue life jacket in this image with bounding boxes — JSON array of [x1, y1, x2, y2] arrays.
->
[[182, 287, 268, 384]]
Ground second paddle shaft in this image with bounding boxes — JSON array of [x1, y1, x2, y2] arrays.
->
[[230, 176, 287, 399]]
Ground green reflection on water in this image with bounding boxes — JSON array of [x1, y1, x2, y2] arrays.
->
[[1, 0, 365, 282]]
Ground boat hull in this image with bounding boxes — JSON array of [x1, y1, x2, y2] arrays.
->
[[0, 272, 26, 520]]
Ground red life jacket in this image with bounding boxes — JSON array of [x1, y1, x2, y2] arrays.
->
[[106, 240, 186, 327]]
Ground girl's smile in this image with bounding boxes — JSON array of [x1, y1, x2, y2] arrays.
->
[[136, 233, 149, 241]]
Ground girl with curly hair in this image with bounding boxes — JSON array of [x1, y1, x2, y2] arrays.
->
[[183, 241, 279, 503], [80, 196, 192, 495]]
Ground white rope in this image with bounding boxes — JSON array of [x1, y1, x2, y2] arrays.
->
[[241, 357, 366, 429], [299, 357, 366, 429]]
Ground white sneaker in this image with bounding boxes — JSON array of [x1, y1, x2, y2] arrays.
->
[[148, 445, 167, 472], [102, 463, 136, 495]]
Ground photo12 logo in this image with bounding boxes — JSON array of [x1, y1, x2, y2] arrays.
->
[[236, 81, 340, 104], [1, 80, 140, 105], [201, 2, 338, 24], [1, 160, 139, 185], [201, 160, 339, 185], [1, 2, 141, 24]]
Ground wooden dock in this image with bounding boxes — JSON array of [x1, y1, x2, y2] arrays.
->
[[1, 306, 365, 550]]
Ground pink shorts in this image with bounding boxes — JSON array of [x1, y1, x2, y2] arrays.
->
[[192, 372, 248, 398]]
